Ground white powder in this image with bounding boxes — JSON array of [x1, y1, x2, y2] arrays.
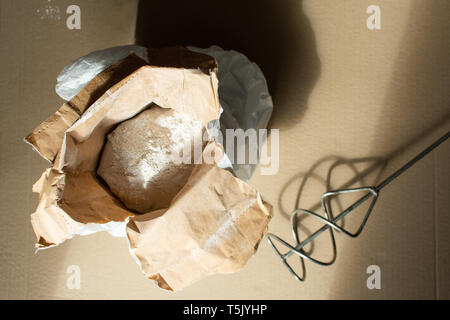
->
[[97, 105, 204, 213]]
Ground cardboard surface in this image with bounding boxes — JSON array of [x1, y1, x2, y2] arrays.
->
[[1, 0, 449, 299]]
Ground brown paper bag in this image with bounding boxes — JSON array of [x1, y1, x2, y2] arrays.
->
[[25, 47, 272, 290]]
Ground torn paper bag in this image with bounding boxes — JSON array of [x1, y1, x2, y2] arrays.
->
[[25, 46, 272, 291]]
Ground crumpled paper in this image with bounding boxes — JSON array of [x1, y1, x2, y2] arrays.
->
[[56, 45, 273, 181], [26, 47, 273, 291], [127, 163, 272, 291]]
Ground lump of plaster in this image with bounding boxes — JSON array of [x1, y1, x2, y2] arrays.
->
[[97, 105, 204, 213]]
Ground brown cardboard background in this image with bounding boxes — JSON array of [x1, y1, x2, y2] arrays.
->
[[0, 0, 449, 299]]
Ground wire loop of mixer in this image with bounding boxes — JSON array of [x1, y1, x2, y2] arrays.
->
[[267, 131, 449, 283]]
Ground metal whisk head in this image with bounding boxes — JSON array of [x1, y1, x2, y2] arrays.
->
[[267, 131, 449, 282]]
